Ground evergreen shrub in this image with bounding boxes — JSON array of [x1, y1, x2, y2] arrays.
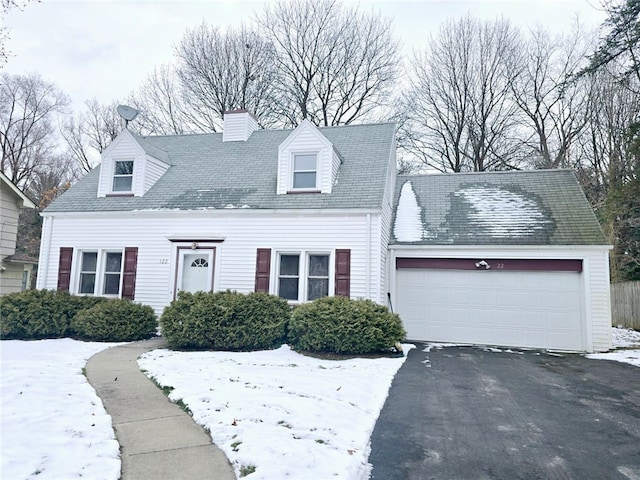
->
[[0, 289, 102, 339], [159, 290, 290, 351], [72, 298, 157, 342], [288, 296, 406, 354]]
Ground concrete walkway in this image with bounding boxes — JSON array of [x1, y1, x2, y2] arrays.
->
[[85, 338, 236, 480]]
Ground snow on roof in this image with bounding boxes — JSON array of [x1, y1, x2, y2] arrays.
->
[[393, 181, 424, 242], [455, 186, 553, 238]]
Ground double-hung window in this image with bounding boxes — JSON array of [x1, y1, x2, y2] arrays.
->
[[78, 250, 123, 296], [112, 160, 134, 192], [79, 252, 98, 294], [292, 154, 317, 190], [103, 252, 123, 295], [277, 252, 329, 302]]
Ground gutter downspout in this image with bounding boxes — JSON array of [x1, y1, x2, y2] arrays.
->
[[366, 213, 371, 299], [36, 216, 52, 289]]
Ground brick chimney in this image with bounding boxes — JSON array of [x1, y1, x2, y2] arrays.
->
[[222, 109, 259, 142]]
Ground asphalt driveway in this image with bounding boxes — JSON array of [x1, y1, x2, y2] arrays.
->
[[369, 344, 640, 480]]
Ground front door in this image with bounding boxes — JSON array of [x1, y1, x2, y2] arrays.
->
[[176, 248, 215, 295]]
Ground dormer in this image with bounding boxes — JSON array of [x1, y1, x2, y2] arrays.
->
[[97, 129, 170, 198], [276, 120, 342, 195]]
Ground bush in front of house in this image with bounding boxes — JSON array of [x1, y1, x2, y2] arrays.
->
[[71, 298, 157, 342], [159, 290, 290, 351], [287, 296, 406, 354], [0, 289, 103, 340]]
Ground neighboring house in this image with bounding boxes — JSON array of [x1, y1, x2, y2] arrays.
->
[[1, 171, 37, 295], [36, 110, 612, 352]]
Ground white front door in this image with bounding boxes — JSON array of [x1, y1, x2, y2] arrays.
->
[[176, 249, 215, 294]]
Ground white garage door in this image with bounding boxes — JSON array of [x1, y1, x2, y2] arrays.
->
[[396, 262, 584, 351]]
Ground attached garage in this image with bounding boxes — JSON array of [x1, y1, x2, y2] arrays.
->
[[389, 170, 612, 353], [395, 258, 585, 351]]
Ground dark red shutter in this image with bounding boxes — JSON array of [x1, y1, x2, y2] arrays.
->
[[57, 247, 73, 291], [334, 249, 351, 297], [122, 247, 138, 300], [255, 248, 271, 293]]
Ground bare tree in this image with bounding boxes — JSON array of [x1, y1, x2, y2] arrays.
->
[[175, 24, 281, 131], [0, 72, 69, 187], [511, 24, 595, 169], [257, 0, 400, 127], [61, 99, 122, 173], [401, 15, 522, 172], [576, 72, 640, 206], [128, 64, 199, 135], [1, 0, 37, 67]]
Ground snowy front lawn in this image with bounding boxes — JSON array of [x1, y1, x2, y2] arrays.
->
[[138, 344, 413, 479], [586, 327, 640, 367], [3, 327, 637, 480], [1, 339, 120, 480]]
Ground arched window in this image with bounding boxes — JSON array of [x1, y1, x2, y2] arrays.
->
[[191, 258, 208, 268]]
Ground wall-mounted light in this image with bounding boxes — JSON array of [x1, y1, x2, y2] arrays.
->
[[475, 260, 491, 270], [191, 242, 198, 250]]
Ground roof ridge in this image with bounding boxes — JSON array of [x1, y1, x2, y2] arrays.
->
[[399, 168, 574, 179]]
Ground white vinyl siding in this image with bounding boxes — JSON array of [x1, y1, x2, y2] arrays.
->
[[379, 143, 397, 303], [222, 112, 258, 142], [38, 211, 385, 317], [587, 251, 612, 352], [331, 148, 341, 187], [144, 157, 170, 193]]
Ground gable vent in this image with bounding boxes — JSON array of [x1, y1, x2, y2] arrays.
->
[[222, 109, 258, 142]]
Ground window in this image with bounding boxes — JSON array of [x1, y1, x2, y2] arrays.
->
[[292, 154, 317, 189], [113, 160, 134, 192], [21, 269, 30, 291], [103, 252, 123, 295], [277, 252, 329, 302], [78, 250, 123, 296], [278, 254, 300, 300], [79, 252, 97, 294], [307, 254, 329, 300]]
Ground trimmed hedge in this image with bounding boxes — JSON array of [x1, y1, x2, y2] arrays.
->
[[288, 296, 406, 354], [72, 299, 157, 342], [0, 289, 107, 340], [0, 289, 156, 342], [160, 290, 290, 351]]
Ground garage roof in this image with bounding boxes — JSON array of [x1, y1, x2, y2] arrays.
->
[[391, 169, 606, 246]]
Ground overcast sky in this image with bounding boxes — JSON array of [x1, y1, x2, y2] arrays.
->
[[4, 0, 607, 111]]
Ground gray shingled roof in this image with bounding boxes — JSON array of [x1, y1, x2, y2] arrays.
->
[[45, 123, 396, 213], [391, 170, 606, 246]]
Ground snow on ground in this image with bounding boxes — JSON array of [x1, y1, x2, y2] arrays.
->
[[1, 339, 120, 480], [138, 344, 413, 480], [586, 327, 640, 368]]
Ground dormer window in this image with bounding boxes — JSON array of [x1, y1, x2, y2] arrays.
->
[[292, 153, 317, 190], [113, 160, 134, 192], [276, 120, 338, 195]]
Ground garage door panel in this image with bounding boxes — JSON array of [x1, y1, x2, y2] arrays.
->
[[396, 268, 584, 351]]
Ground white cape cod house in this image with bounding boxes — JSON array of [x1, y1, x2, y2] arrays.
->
[[37, 110, 612, 352]]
